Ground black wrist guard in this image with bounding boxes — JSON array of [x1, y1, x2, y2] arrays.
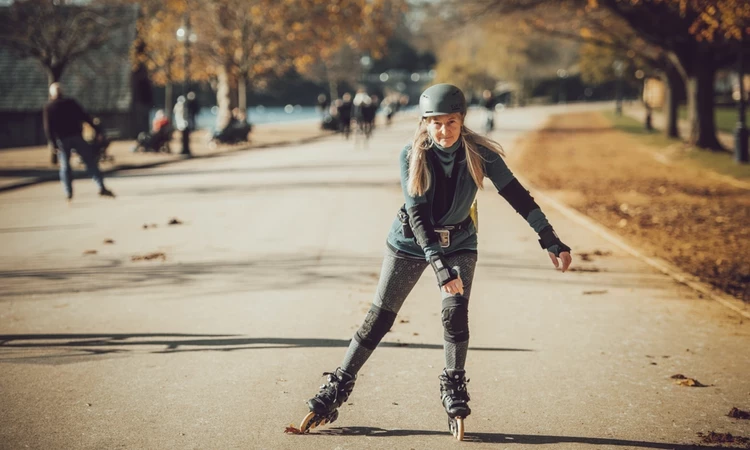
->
[[429, 254, 458, 287], [538, 226, 571, 257]]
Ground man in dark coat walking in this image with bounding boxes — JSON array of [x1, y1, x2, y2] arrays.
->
[[43, 83, 115, 202]]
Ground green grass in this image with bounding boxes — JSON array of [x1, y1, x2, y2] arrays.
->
[[602, 111, 750, 180], [676, 105, 741, 135]]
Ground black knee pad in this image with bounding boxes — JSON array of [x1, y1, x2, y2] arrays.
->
[[442, 296, 469, 343], [354, 304, 397, 350]]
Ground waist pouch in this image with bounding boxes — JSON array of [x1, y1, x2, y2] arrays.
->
[[397, 206, 473, 246]]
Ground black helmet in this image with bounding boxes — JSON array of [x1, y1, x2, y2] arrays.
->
[[419, 83, 466, 117]]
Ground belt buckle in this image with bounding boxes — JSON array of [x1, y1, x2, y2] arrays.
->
[[436, 228, 451, 248]]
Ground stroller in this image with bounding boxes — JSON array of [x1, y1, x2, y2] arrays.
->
[[133, 125, 173, 153]]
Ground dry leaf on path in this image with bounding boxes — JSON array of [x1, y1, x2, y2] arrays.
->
[[131, 252, 166, 262], [82, 250, 97, 255], [103, 239, 115, 244], [569, 267, 601, 273], [168, 218, 183, 225], [671, 374, 708, 387], [728, 407, 750, 420], [283, 425, 305, 434], [697, 431, 750, 445], [583, 290, 608, 295]]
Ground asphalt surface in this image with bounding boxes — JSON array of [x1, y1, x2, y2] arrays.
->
[[1, 103, 748, 450]]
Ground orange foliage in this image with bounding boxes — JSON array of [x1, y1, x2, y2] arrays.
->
[[131, 0, 404, 88]]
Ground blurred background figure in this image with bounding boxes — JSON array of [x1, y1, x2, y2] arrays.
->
[[43, 82, 115, 201], [316, 93, 330, 118], [211, 107, 252, 146], [352, 89, 372, 138], [133, 109, 172, 153], [173, 96, 188, 134], [186, 92, 200, 132], [479, 89, 496, 134], [337, 93, 353, 139]]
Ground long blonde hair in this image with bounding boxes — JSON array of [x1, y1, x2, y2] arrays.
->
[[407, 114, 505, 197]]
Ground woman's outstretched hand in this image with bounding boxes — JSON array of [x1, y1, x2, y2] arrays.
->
[[549, 251, 572, 272], [442, 277, 464, 296]]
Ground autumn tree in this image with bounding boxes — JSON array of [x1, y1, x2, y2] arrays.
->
[[451, 0, 750, 150], [291, 0, 408, 100], [0, 0, 130, 85], [130, 0, 214, 115]]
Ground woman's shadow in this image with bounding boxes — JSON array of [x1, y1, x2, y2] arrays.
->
[[315, 426, 744, 449]]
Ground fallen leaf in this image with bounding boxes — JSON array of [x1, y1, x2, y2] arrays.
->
[[578, 252, 593, 262], [168, 218, 183, 225], [728, 407, 750, 420], [284, 425, 305, 434], [131, 252, 167, 262], [697, 431, 750, 445], [583, 290, 608, 295], [673, 376, 707, 387], [399, 319, 410, 323], [103, 239, 115, 244], [82, 250, 97, 255], [569, 267, 601, 273]]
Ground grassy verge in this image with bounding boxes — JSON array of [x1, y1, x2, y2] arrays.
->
[[511, 111, 749, 302], [604, 111, 750, 181], [676, 105, 740, 135]]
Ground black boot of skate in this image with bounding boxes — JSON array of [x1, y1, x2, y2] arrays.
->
[[300, 368, 356, 431], [439, 368, 471, 441], [439, 368, 471, 418]]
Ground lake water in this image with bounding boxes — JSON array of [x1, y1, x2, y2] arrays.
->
[[196, 105, 321, 131]]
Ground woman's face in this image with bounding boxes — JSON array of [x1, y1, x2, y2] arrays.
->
[[427, 113, 463, 148]]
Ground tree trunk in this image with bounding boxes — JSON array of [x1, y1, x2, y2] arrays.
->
[[662, 65, 681, 138], [328, 78, 339, 101], [165, 82, 173, 120], [238, 73, 247, 113], [216, 64, 232, 130], [46, 64, 65, 85], [688, 51, 723, 150]]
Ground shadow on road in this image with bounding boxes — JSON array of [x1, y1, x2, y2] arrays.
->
[[0, 251, 675, 299], [315, 426, 737, 449], [112, 161, 395, 180], [130, 179, 402, 197], [0, 334, 532, 362]]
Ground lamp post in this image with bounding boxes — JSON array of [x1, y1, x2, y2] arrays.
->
[[735, 36, 748, 164], [613, 60, 625, 116], [176, 14, 196, 157], [360, 55, 372, 88]]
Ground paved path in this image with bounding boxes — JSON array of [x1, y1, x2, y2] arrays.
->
[[1, 104, 748, 450], [0, 121, 333, 192]]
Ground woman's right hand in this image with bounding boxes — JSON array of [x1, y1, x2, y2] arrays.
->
[[442, 277, 464, 296]]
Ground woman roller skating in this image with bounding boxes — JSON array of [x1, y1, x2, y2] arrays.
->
[[297, 83, 573, 440]]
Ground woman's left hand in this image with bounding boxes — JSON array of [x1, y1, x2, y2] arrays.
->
[[442, 277, 464, 296], [549, 251, 572, 273]]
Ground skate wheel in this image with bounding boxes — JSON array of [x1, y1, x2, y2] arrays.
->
[[450, 417, 465, 441], [299, 412, 316, 433]]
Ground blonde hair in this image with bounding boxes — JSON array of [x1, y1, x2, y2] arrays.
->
[[407, 114, 505, 197]]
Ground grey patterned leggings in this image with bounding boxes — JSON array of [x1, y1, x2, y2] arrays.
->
[[340, 246, 478, 375]]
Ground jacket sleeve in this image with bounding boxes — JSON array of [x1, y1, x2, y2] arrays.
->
[[400, 145, 443, 259], [482, 146, 551, 233]]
